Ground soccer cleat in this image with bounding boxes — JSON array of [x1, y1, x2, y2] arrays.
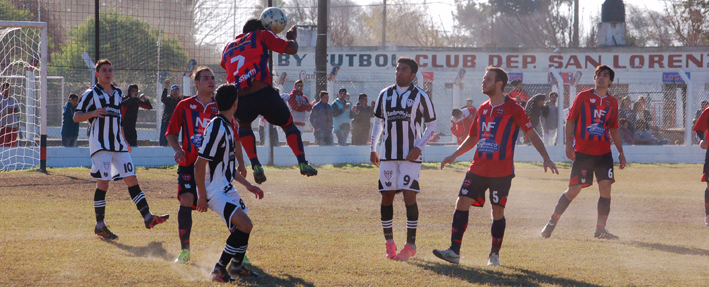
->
[[144, 214, 169, 229], [229, 264, 260, 278], [594, 228, 619, 240], [432, 248, 460, 264], [487, 253, 500, 266], [253, 164, 267, 184], [541, 221, 556, 238], [299, 162, 318, 177], [393, 244, 416, 261], [231, 255, 250, 266], [385, 241, 397, 259], [211, 268, 235, 283], [94, 225, 118, 240], [175, 249, 191, 263]]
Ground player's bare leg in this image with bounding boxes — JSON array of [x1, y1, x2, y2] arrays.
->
[[594, 180, 618, 239], [394, 190, 417, 261], [381, 190, 397, 259], [123, 176, 169, 229], [541, 184, 582, 238]]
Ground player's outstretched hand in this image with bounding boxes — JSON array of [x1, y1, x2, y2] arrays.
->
[[565, 145, 575, 161], [173, 150, 186, 164], [196, 196, 208, 212], [543, 157, 559, 174], [237, 165, 248, 178], [618, 152, 626, 170], [406, 147, 421, 161], [701, 140, 708, 150], [127, 143, 132, 153], [246, 184, 264, 199], [164, 79, 170, 89], [286, 25, 297, 41], [441, 155, 456, 170], [94, 108, 107, 118], [370, 152, 380, 167]]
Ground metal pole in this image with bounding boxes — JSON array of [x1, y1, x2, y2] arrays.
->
[[267, 0, 275, 166], [573, 0, 579, 47], [95, 0, 99, 62], [315, 0, 328, 99], [40, 23, 48, 172], [381, 0, 386, 47]]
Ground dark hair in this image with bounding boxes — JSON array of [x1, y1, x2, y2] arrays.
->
[[358, 93, 367, 100], [452, 108, 462, 117], [127, 84, 139, 95], [397, 57, 418, 74], [1, 82, 8, 89], [294, 79, 303, 85], [525, 94, 546, 114], [594, 64, 615, 82], [338, 88, 347, 94], [619, 118, 629, 127], [510, 79, 522, 87], [319, 91, 329, 97], [485, 66, 509, 91], [95, 59, 112, 71], [192, 66, 213, 82], [68, 93, 79, 100], [214, 84, 239, 111], [243, 18, 265, 33], [549, 92, 558, 98]]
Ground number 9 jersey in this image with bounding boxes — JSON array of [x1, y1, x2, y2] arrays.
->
[[221, 30, 289, 91]]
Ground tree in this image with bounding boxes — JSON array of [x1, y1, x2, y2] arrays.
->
[[50, 12, 189, 85], [661, 0, 709, 46], [361, 0, 446, 47]]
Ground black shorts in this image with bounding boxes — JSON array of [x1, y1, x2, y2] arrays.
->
[[569, 152, 615, 187], [235, 86, 293, 127], [702, 149, 709, 182], [458, 172, 513, 208], [177, 164, 197, 208]]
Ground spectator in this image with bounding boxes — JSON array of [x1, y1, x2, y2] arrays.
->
[[618, 96, 633, 133], [462, 98, 474, 109], [332, 88, 351, 145], [619, 118, 635, 145], [461, 98, 477, 135], [160, 80, 184, 146], [450, 108, 473, 144], [630, 99, 652, 132], [635, 120, 669, 145], [121, 84, 153, 147], [0, 82, 19, 147], [543, 92, 559, 145], [288, 80, 312, 131], [525, 94, 548, 138], [310, 91, 333, 146], [61, 93, 80, 147], [508, 79, 529, 107], [350, 93, 374, 145]]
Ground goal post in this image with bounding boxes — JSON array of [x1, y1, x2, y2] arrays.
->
[[0, 21, 48, 172]]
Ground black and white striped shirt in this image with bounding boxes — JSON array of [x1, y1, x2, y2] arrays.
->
[[373, 84, 437, 161], [198, 114, 236, 194], [76, 84, 126, 156]]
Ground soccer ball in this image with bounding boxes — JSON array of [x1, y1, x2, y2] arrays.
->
[[260, 7, 287, 34]]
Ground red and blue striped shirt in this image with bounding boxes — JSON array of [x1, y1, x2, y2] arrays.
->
[[221, 30, 288, 91], [567, 89, 619, 155]]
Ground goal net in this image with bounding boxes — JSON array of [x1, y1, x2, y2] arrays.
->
[[0, 21, 48, 171]]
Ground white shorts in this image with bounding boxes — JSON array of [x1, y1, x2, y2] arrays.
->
[[378, 160, 421, 192], [90, 151, 136, 181], [208, 185, 249, 231]]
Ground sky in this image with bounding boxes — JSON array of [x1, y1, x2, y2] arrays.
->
[[349, 0, 667, 34]]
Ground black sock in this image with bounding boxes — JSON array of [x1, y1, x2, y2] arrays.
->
[[406, 203, 418, 246], [491, 217, 506, 255], [450, 209, 469, 254], [597, 197, 611, 230], [550, 193, 572, 224], [216, 229, 250, 269], [128, 185, 150, 218], [381, 204, 394, 241], [178, 205, 192, 250], [94, 188, 107, 224], [705, 189, 709, 216]]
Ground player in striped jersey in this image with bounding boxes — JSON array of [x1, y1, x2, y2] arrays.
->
[[371, 57, 437, 261], [541, 65, 627, 240], [433, 66, 558, 266], [221, 19, 317, 184], [195, 84, 264, 282], [166, 66, 247, 263], [73, 59, 169, 240]]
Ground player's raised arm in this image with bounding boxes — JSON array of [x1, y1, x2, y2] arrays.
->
[[283, 25, 298, 55]]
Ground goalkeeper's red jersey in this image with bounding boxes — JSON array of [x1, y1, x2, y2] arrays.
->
[[221, 30, 289, 91]]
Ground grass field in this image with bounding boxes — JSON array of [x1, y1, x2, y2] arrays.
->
[[2, 162, 709, 286]]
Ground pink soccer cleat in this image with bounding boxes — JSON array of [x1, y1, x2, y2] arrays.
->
[[385, 241, 397, 259], [393, 244, 416, 261]]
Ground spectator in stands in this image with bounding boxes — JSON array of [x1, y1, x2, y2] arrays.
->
[[0, 82, 19, 147], [619, 118, 634, 145], [310, 91, 333, 146], [350, 93, 374, 145], [288, 80, 312, 131], [450, 108, 473, 144], [635, 120, 669, 145], [618, 96, 633, 132], [121, 84, 153, 147], [463, 98, 474, 109], [61, 93, 80, 147], [332, 88, 351, 145], [461, 98, 476, 132], [160, 80, 183, 146], [630, 99, 652, 132], [508, 79, 529, 107], [543, 92, 559, 145], [526, 94, 548, 138]]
